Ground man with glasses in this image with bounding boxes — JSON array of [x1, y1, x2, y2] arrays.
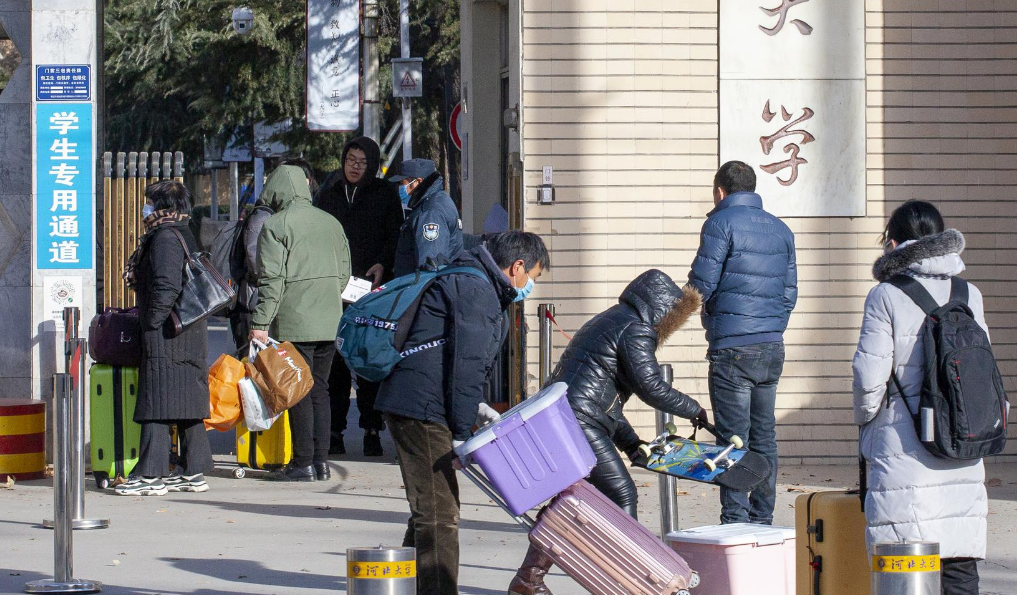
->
[[316, 136, 404, 457]]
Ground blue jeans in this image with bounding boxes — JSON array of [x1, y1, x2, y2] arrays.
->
[[707, 341, 784, 525]]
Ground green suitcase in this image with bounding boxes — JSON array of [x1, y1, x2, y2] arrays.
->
[[89, 364, 141, 489]]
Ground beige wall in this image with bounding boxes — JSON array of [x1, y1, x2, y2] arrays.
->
[[519, 0, 1017, 463]]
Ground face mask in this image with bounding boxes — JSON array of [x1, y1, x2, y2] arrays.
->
[[142, 204, 156, 219], [513, 277, 534, 303], [398, 184, 412, 205]]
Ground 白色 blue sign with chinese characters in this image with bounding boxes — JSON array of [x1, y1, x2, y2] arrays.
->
[[36, 103, 93, 270], [36, 65, 91, 101]]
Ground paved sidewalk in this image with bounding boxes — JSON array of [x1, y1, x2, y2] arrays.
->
[[2, 422, 1015, 595]]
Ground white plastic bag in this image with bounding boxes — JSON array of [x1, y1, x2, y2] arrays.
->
[[239, 377, 279, 431]]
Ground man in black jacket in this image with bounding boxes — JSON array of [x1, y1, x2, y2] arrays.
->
[[375, 231, 549, 595], [508, 269, 705, 595], [316, 137, 404, 456]]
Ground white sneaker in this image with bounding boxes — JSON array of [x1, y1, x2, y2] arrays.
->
[[164, 473, 209, 493], [114, 476, 168, 496]]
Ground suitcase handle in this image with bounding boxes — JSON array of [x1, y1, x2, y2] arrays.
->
[[459, 463, 535, 531]]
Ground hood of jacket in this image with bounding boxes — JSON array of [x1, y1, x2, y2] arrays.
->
[[619, 269, 686, 328], [872, 228, 966, 282], [259, 165, 312, 211], [341, 136, 382, 187]]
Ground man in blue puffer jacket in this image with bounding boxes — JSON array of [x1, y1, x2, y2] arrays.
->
[[688, 160, 797, 526]]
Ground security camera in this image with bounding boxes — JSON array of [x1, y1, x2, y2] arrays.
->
[[231, 7, 254, 35]]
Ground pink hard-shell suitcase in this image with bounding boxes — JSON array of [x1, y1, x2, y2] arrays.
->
[[460, 465, 698, 595], [531, 479, 696, 595]]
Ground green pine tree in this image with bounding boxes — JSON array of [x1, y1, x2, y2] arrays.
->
[[104, 0, 460, 181]]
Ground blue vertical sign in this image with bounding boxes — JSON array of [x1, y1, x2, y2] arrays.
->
[[36, 103, 93, 270]]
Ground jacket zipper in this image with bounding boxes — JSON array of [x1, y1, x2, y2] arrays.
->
[[112, 366, 125, 479]]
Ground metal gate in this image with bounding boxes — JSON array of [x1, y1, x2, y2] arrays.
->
[[100, 151, 184, 309]]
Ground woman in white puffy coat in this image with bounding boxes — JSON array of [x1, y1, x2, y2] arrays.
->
[[852, 201, 988, 595]]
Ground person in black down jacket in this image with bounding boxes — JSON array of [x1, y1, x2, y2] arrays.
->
[[687, 160, 797, 526], [376, 231, 549, 595], [315, 137, 403, 456], [508, 269, 704, 595], [116, 180, 212, 496]]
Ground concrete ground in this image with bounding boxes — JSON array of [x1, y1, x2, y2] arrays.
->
[[2, 424, 1016, 595], [4, 325, 1015, 593]]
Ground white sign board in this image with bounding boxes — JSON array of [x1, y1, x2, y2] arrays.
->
[[306, 0, 361, 132], [43, 276, 83, 326], [720, 0, 865, 217], [392, 58, 423, 98]]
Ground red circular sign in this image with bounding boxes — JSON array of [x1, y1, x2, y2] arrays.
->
[[449, 103, 463, 151]]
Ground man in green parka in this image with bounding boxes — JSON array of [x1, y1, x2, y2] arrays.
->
[[250, 165, 351, 482]]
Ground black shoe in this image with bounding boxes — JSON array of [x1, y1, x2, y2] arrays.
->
[[314, 462, 331, 481], [264, 463, 315, 482], [364, 430, 383, 457], [329, 435, 346, 455]]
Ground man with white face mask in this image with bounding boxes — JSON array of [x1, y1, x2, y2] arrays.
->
[[375, 230, 549, 595]]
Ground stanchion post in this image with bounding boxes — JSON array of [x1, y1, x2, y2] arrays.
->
[[538, 303, 554, 386], [45, 308, 109, 531], [26, 375, 102, 593], [657, 363, 680, 539], [70, 340, 108, 530]]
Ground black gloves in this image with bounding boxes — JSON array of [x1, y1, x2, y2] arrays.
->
[[692, 407, 710, 430], [627, 441, 649, 467]]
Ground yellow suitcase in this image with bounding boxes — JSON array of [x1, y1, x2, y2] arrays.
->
[[236, 411, 292, 471], [795, 491, 870, 595]]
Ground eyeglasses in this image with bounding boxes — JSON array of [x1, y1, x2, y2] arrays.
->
[[345, 157, 368, 169]]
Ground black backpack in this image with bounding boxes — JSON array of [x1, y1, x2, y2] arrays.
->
[[206, 205, 272, 314], [888, 275, 1008, 460]]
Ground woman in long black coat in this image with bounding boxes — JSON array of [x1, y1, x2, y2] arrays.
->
[[115, 180, 212, 496]]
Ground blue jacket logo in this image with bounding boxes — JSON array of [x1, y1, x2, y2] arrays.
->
[[423, 223, 439, 241]]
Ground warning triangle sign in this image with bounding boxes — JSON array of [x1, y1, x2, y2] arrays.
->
[[400, 72, 417, 91]]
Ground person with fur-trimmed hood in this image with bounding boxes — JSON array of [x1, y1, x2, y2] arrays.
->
[[508, 269, 706, 595], [853, 201, 992, 595]]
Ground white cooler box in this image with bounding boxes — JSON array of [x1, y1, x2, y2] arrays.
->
[[666, 524, 795, 595]]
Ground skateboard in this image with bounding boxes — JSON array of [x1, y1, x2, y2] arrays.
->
[[635, 422, 772, 491]]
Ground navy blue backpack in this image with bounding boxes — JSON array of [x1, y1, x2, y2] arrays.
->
[[336, 265, 487, 382]]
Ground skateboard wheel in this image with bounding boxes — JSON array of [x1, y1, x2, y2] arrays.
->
[[96, 476, 110, 490], [677, 590, 691, 595], [638, 444, 652, 459], [730, 435, 744, 449], [704, 458, 718, 472], [665, 422, 677, 435], [233, 468, 246, 479], [689, 571, 701, 588]]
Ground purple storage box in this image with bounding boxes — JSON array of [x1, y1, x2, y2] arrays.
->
[[455, 383, 596, 515]]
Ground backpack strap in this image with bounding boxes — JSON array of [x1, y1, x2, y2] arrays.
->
[[950, 276, 969, 305], [887, 275, 939, 315]]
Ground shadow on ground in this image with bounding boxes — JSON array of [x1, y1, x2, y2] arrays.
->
[[169, 499, 523, 533], [1, 567, 309, 595]]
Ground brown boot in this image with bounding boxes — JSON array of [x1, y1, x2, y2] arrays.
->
[[507, 544, 555, 595]]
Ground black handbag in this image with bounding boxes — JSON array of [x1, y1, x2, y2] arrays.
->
[[168, 228, 237, 336]]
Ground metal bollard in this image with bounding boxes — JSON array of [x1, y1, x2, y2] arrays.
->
[[347, 546, 416, 594], [537, 303, 554, 386], [871, 541, 940, 595], [656, 363, 680, 539], [44, 310, 109, 530], [68, 340, 108, 529], [26, 374, 102, 594]]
